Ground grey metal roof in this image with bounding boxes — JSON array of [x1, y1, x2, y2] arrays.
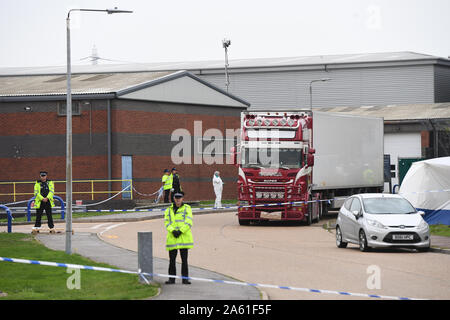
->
[[323, 103, 450, 121], [0, 70, 251, 107], [1, 51, 448, 76], [0, 71, 174, 96]]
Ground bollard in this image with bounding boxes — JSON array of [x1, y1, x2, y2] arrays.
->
[[27, 196, 65, 222], [0, 205, 12, 233], [138, 232, 153, 284]]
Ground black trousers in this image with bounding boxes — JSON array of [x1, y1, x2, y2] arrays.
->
[[35, 201, 54, 229], [168, 248, 189, 280], [164, 189, 170, 203]]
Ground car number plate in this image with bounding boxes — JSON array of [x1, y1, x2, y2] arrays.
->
[[392, 234, 414, 240]]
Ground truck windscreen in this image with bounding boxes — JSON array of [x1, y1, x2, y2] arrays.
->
[[242, 148, 302, 169]]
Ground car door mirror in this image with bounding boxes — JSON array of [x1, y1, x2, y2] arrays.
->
[[352, 210, 361, 219], [417, 210, 425, 216]]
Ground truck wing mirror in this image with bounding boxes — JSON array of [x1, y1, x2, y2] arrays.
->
[[307, 154, 314, 167], [309, 148, 316, 154]]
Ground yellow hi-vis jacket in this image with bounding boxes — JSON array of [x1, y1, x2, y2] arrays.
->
[[162, 174, 173, 190], [33, 180, 55, 209], [164, 203, 193, 251]]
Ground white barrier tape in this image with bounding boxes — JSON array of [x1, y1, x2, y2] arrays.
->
[[398, 188, 450, 195], [132, 186, 162, 197], [81, 185, 132, 207], [0, 256, 423, 300], [0, 199, 31, 206]]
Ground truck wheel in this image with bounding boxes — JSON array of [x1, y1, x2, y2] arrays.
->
[[239, 219, 250, 226], [315, 200, 321, 223], [336, 226, 348, 248], [306, 202, 312, 226]]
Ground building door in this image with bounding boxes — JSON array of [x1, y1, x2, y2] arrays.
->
[[398, 157, 424, 186], [121, 155, 132, 199]]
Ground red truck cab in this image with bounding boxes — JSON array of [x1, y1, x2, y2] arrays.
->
[[235, 111, 321, 225]]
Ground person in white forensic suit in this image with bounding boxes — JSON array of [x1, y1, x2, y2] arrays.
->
[[212, 171, 224, 209]]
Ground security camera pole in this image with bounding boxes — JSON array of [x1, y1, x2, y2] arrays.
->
[[65, 7, 133, 254], [222, 38, 231, 92]]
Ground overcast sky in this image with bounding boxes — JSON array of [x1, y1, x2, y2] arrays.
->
[[1, 0, 449, 68]]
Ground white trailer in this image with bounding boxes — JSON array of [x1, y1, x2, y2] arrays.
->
[[311, 111, 384, 208]]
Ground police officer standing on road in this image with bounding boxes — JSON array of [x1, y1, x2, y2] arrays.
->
[[164, 191, 193, 284], [162, 169, 173, 203], [170, 167, 182, 203], [32, 171, 55, 233]]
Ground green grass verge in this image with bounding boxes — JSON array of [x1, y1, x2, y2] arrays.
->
[[0, 233, 158, 300], [429, 224, 450, 237]]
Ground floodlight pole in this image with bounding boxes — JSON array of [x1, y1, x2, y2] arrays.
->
[[65, 8, 132, 255], [222, 39, 231, 92]]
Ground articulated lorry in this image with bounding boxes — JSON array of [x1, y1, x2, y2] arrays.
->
[[234, 109, 384, 225]]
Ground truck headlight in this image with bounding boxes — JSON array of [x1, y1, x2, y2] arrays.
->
[[263, 192, 270, 198], [278, 192, 284, 199]]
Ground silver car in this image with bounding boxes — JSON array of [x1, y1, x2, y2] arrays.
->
[[336, 193, 431, 252]]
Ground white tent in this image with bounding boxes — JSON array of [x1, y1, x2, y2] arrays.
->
[[399, 157, 450, 225]]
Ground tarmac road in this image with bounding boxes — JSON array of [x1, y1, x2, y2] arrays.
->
[[98, 211, 450, 300]]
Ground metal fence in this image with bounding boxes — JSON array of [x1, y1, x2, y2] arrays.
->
[[0, 179, 133, 202]]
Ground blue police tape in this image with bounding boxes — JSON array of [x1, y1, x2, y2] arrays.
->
[[0, 256, 423, 300], [86, 198, 334, 213]]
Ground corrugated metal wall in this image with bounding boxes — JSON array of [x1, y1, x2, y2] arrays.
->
[[434, 65, 450, 103], [197, 65, 436, 109]]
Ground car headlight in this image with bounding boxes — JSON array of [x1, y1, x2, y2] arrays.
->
[[366, 219, 387, 229], [417, 219, 429, 231]]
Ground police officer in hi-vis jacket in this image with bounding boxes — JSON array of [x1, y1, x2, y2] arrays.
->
[[164, 191, 193, 284], [32, 171, 55, 232]]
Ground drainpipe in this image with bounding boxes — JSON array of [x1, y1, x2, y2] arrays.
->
[[428, 119, 438, 158], [107, 99, 112, 197]]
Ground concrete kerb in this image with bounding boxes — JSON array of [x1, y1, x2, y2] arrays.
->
[[92, 232, 266, 300], [28, 209, 261, 300]]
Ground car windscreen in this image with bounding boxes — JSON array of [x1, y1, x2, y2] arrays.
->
[[362, 198, 416, 214]]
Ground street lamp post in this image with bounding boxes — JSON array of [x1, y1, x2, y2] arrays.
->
[[65, 7, 132, 255], [309, 78, 332, 110]]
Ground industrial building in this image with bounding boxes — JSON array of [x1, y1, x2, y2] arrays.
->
[[5, 51, 449, 109], [1, 51, 449, 202], [0, 70, 248, 203]]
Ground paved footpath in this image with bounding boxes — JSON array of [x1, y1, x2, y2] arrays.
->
[[36, 231, 260, 300]]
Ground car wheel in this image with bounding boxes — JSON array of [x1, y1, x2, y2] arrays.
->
[[336, 226, 348, 248], [359, 229, 370, 252]]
